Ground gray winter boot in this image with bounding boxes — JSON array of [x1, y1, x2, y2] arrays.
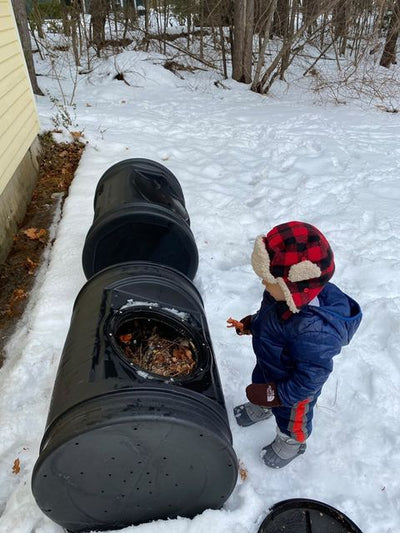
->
[[261, 430, 306, 468], [233, 402, 273, 427]]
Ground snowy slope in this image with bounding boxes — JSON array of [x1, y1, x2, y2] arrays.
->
[[0, 50, 399, 533]]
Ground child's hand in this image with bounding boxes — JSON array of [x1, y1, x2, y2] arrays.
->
[[227, 316, 252, 335], [246, 383, 282, 407]]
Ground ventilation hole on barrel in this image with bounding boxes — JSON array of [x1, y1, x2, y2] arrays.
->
[[146, 472, 150, 475], [163, 457, 167, 460], [148, 481, 152, 484], [228, 463, 232, 467], [121, 494, 125, 498], [75, 442, 79, 446], [104, 510, 108, 514], [80, 472, 84, 475], [123, 479, 127, 483], [101, 490, 105, 494], [43, 474, 47, 478], [136, 487, 140, 491], [108, 473, 112, 477], [165, 473, 169, 477], [175, 483, 179, 487], [137, 461, 142, 464], [134, 427, 138, 431], [130, 471, 134, 474], [199, 434, 203, 437], [149, 491, 153, 495], [45, 509, 52, 513], [111, 457, 115, 460]]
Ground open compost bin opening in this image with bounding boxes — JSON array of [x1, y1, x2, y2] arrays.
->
[[114, 315, 198, 378]]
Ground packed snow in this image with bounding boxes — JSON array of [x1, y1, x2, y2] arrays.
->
[[0, 43, 400, 533]]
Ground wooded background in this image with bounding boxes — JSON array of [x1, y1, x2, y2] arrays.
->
[[12, 0, 400, 99]]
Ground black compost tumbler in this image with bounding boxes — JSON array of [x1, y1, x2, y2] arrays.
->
[[81, 158, 199, 280], [32, 262, 238, 532]]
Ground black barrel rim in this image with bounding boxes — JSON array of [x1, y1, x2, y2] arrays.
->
[[75, 261, 205, 311], [82, 205, 199, 280], [258, 498, 363, 533], [32, 388, 238, 533]]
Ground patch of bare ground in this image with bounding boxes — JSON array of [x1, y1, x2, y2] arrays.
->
[[0, 133, 85, 366]]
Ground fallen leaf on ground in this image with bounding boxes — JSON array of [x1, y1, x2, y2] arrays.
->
[[23, 228, 48, 243], [70, 131, 84, 139], [12, 458, 20, 474], [25, 257, 38, 274], [239, 461, 248, 481], [11, 288, 27, 301]]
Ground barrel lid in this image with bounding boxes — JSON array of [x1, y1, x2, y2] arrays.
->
[[32, 388, 237, 532], [258, 499, 363, 533]]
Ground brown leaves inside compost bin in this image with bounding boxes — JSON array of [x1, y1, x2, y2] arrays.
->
[[117, 322, 196, 377]]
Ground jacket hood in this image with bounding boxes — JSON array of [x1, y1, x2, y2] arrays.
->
[[306, 282, 362, 345]]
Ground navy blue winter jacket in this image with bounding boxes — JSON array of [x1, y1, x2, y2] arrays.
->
[[250, 283, 362, 407]]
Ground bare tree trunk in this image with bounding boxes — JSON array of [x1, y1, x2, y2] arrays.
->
[[252, 0, 278, 89], [91, 0, 108, 57], [380, 0, 400, 67], [219, 24, 228, 78], [279, 0, 297, 79], [303, 0, 319, 36], [11, 0, 43, 95], [199, 0, 205, 59], [144, 0, 150, 50], [232, 0, 255, 83], [272, 0, 289, 37], [253, 0, 339, 94], [332, 0, 347, 55], [123, 3, 137, 39], [31, 0, 44, 39], [70, 1, 81, 67]]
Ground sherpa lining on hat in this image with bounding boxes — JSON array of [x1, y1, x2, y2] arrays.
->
[[252, 235, 303, 313], [251, 221, 335, 314]]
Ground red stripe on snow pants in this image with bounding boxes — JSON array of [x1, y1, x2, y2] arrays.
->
[[272, 398, 314, 443]]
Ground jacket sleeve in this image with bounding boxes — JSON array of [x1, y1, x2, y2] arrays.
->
[[276, 331, 343, 406]]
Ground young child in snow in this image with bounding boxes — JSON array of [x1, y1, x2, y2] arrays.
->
[[228, 221, 362, 469]]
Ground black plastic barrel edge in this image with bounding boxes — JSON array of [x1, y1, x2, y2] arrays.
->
[[81, 159, 198, 280], [31, 261, 238, 532]]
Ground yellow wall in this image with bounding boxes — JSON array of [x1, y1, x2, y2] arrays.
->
[[0, 0, 39, 195]]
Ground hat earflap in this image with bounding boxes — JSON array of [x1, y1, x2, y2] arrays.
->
[[276, 278, 299, 314], [251, 235, 275, 282], [252, 236, 321, 314]]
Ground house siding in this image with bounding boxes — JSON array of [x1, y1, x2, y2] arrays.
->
[[0, 0, 40, 196]]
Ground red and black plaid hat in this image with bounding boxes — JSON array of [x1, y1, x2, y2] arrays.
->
[[251, 221, 335, 313]]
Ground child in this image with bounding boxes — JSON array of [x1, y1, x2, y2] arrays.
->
[[228, 221, 362, 469]]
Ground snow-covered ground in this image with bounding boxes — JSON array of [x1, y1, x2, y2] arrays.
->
[[1, 44, 400, 533]]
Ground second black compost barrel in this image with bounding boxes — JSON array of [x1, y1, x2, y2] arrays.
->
[[32, 262, 238, 533], [82, 158, 199, 280]]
